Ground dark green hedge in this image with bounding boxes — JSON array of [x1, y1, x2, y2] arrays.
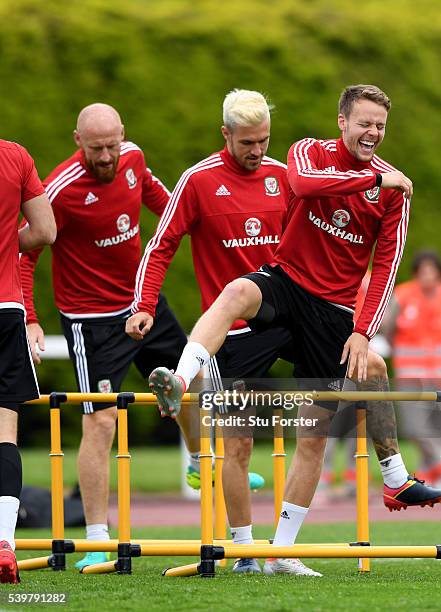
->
[[1, 0, 439, 443]]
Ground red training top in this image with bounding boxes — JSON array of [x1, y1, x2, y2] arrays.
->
[[0, 140, 45, 310], [275, 137, 410, 339], [20, 142, 170, 322], [132, 147, 289, 330]]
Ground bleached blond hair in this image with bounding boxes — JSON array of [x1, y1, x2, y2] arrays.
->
[[223, 89, 272, 130]]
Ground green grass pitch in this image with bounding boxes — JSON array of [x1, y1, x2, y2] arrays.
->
[[8, 521, 441, 611]]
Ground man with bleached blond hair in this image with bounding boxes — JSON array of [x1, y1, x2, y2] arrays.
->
[[127, 89, 303, 574]]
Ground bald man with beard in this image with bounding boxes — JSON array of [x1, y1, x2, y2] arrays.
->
[[20, 103, 189, 569]]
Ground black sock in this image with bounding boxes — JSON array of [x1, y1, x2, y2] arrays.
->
[[0, 443, 22, 498]]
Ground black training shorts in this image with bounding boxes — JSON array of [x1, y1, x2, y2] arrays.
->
[[243, 264, 354, 407], [0, 309, 39, 412], [207, 326, 294, 415], [208, 326, 293, 385], [61, 294, 187, 414]]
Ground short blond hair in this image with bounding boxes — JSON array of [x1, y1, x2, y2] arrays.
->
[[223, 89, 272, 130]]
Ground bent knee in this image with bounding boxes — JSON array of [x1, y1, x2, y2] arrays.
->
[[220, 279, 262, 320]]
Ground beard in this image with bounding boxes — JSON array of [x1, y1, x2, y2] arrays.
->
[[86, 155, 119, 183], [242, 156, 262, 170]]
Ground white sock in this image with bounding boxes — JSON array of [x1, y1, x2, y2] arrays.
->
[[380, 453, 408, 488], [230, 524, 254, 545], [86, 523, 110, 541], [189, 450, 216, 472], [189, 452, 200, 472], [272, 501, 308, 547], [175, 342, 210, 390], [0, 496, 20, 550]]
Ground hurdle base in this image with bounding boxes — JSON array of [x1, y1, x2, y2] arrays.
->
[[51, 540, 67, 571], [17, 556, 52, 571], [115, 542, 133, 574], [162, 546, 225, 578], [80, 542, 136, 575]]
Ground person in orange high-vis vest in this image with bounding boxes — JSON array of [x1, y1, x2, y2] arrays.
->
[[382, 251, 441, 484]]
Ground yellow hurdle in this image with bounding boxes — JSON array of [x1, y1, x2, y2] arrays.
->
[[16, 538, 350, 551], [25, 390, 441, 405], [272, 409, 286, 527], [48, 394, 67, 571], [82, 392, 135, 575], [146, 543, 440, 559], [26, 392, 194, 406], [49, 404, 64, 541], [16, 389, 441, 578], [163, 404, 215, 577], [355, 406, 370, 572], [19, 393, 68, 572], [214, 422, 227, 568], [199, 406, 214, 548], [117, 398, 131, 544]]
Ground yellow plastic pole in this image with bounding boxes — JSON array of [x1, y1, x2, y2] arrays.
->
[[159, 406, 215, 579], [139, 543, 439, 558], [214, 422, 227, 567], [25, 392, 199, 405], [15, 538, 349, 551], [355, 406, 370, 573], [220, 544, 438, 559], [117, 407, 131, 544], [16, 540, 54, 550], [24, 390, 441, 406], [81, 561, 118, 574], [199, 406, 213, 547], [49, 407, 64, 541], [17, 557, 52, 571], [141, 543, 205, 556], [162, 563, 200, 577], [60, 541, 119, 553], [272, 409, 286, 527]]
